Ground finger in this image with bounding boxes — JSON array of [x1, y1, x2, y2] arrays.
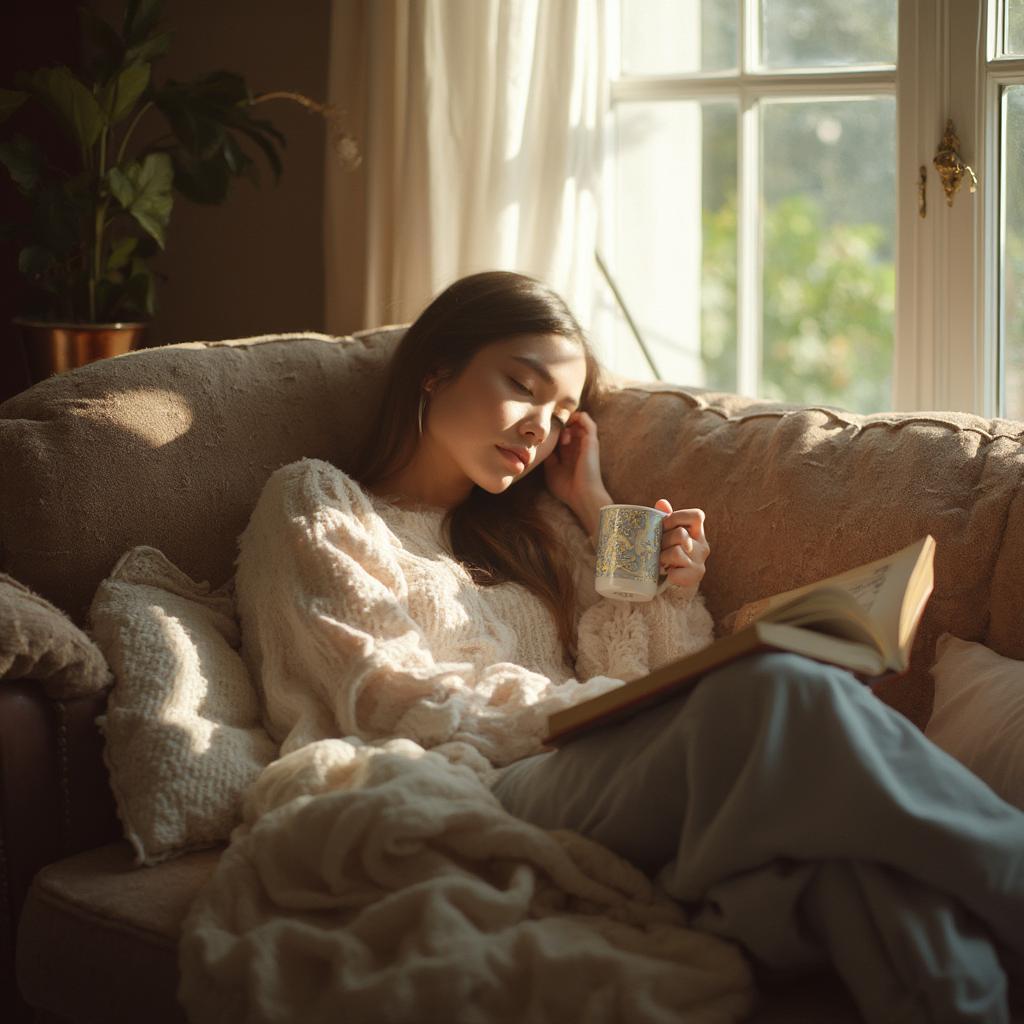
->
[[571, 410, 597, 435], [662, 526, 693, 553], [660, 559, 705, 589], [655, 498, 673, 515], [666, 508, 705, 534], [660, 544, 695, 570]]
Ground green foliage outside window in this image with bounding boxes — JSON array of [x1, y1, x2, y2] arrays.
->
[[701, 192, 895, 413]]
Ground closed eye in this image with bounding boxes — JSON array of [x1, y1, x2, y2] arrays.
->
[[508, 377, 570, 429]]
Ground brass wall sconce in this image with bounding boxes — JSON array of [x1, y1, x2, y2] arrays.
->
[[932, 118, 978, 207]]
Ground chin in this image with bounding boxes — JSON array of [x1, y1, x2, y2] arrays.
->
[[475, 470, 522, 496]]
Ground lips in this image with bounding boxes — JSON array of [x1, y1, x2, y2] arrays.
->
[[496, 445, 527, 471]]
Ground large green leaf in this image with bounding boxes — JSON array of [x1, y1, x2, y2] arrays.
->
[[152, 72, 248, 159], [126, 30, 172, 65], [0, 88, 28, 125], [158, 97, 226, 158], [168, 146, 230, 203], [215, 106, 286, 184], [77, 6, 125, 84], [106, 235, 138, 270], [27, 67, 105, 149], [123, 0, 164, 47], [177, 70, 249, 105], [107, 152, 173, 247], [0, 135, 42, 194], [99, 62, 151, 124]]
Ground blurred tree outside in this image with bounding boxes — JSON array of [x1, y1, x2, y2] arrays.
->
[[695, 93, 895, 414], [701, 192, 895, 411], [696, 0, 896, 414]]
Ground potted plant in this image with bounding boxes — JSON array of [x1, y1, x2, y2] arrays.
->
[[0, 0, 360, 382]]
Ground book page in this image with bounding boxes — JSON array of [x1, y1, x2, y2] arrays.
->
[[759, 587, 881, 649], [730, 537, 931, 663]]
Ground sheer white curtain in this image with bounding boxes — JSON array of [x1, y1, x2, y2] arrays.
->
[[324, 0, 606, 333]]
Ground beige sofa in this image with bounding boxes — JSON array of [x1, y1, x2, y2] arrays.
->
[[2, 326, 1023, 1024]]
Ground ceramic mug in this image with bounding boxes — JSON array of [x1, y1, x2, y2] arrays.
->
[[594, 503, 672, 602]]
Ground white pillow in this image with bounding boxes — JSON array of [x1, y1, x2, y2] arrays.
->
[[89, 546, 278, 865], [925, 632, 1024, 812]]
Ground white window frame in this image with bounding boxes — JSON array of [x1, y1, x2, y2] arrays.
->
[[602, 0, 1018, 416], [897, 0, 985, 414], [984, 0, 1024, 416]]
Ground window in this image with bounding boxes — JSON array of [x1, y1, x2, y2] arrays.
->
[[990, 0, 1024, 416], [595, 1, 1020, 418]]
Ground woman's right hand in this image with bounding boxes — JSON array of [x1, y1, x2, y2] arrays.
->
[[542, 409, 608, 513]]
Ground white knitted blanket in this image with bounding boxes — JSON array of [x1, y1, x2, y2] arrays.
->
[[177, 459, 756, 1022]]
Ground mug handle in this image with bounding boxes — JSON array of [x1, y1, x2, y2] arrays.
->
[[655, 572, 672, 596]]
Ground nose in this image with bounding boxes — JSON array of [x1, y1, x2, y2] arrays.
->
[[521, 412, 553, 446]]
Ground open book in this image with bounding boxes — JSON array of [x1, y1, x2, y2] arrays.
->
[[542, 534, 936, 748]]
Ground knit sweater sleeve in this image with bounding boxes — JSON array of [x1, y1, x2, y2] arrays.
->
[[234, 459, 627, 772], [536, 491, 716, 683]]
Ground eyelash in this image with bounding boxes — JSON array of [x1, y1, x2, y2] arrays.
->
[[508, 377, 571, 429]]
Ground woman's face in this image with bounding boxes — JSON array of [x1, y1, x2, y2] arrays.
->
[[415, 332, 588, 507]]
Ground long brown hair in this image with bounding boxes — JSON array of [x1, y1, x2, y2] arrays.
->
[[348, 270, 612, 664]]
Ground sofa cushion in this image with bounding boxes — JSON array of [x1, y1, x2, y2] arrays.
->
[[16, 841, 222, 1024], [88, 546, 277, 866], [925, 632, 1024, 811], [0, 572, 112, 699]]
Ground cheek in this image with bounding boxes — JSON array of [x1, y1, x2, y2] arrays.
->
[[441, 383, 504, 431]]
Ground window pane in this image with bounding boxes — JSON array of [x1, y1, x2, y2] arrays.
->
[[1002, 86, 1024, 418], [1006, 0, 1024, 56], [761, 98, 896, 412], [610, 101, 737, 388], [761, 0, 897, 69], [621, 0, 737, 74]]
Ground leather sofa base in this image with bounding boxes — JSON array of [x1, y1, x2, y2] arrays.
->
[[16, 841, 221, 1024]]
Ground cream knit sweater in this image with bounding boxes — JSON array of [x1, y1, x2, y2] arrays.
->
[[234, 458, 716, 787]]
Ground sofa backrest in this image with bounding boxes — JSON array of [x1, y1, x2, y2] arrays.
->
[[0, 329, 406, 626], [2, 327, 1022, 730], [593, 385, 1024, 727]]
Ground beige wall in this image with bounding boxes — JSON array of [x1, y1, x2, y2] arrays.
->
[[93, 0, 336, 347]]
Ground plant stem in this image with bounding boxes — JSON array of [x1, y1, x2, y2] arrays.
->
[[116, 100, 153, 166], [250, 90, 332, 114], [90, 123, 111, 323]]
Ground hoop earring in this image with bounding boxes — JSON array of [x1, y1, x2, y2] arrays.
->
[[417, 392, 427, 436]]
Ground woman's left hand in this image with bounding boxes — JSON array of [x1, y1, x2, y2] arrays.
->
[[543, 409, 607, 511], [654, 498, 710, 594]]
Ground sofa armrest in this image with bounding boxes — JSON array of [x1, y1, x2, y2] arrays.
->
[[0, 683, 119, 1018]]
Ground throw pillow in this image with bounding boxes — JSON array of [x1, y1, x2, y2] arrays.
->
[[89, 546, 278, 866], [0, 572, 112, 698], [925, 632, 1024, 812]]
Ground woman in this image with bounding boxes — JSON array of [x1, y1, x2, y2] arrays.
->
[[237, 270, 1023, 1023]]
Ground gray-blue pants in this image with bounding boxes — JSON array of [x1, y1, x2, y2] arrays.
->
[[491, 652, 1024, 1023]]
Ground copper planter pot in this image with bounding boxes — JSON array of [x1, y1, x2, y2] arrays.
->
[[13, 317, 149, 383]]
